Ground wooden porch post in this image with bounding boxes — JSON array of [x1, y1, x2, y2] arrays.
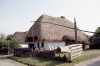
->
[[31, 21, 34, 56]]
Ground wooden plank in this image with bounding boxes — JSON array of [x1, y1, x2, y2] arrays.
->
[[60, 46, 71, 52], [68, 44, 83, 61]]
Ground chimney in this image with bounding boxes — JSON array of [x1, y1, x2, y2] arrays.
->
[[61, 16, 65, 19]]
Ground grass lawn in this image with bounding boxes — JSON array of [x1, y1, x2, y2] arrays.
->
[[8, 49, 100, 66]]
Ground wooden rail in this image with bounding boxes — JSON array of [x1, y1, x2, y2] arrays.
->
[[68, 44, 83, 61], [57, 44, 83, 61]]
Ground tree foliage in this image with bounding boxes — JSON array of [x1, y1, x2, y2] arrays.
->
[[89, 27, 100, 49], [83, 33, 90, 40], [9, 38, 21, 48], [94, 27, 100, 37], [6, 34, 14, 40], [0, 33, 5, 40], [0, 39, 9, 50], [0, 34, 21, 50]]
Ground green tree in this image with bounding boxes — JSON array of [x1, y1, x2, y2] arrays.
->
[[84, 33, 90, 40], [6, 34, 14, 40], [89, 27, 100, 49], [0, 33, 5, 40], [0, 39, 9, 55], [0, 39, 9, 50], [9, 38, 21, 48], [0, 33, 8, 51], [94, 27, 100, 37], [0, 34, 21, 50], [6, 34, 21, 48], [0, 34, 21, 55]]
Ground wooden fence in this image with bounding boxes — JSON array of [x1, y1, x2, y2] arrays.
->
[[14, 48, 32, 57], [68, 44, 83, 61], [14, 44, 82, 62], [0, 48, 14, 55], [33, 51, 55, 59], [0, 49, 8, 55], [55, 44, 83, 61]]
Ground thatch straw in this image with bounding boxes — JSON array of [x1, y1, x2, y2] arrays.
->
[[14, 31, 28, 44], [26, 14, 90, 44]]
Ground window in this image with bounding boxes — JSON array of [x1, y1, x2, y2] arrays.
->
[[37, 42, 39, 47], [41, 42, 44, 47]]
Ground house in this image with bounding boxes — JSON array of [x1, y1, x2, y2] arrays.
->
[[14, 31, 28, 48], [26, 14, 90, 50]]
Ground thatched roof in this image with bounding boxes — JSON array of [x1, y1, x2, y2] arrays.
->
[[26, 14, 90, 44], [14, 31, 28, 44]]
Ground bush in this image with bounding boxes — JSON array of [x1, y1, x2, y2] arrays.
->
[[0, 39, 9, 50]]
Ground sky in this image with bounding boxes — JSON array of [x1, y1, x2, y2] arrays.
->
[[0, 0, 100, 36]]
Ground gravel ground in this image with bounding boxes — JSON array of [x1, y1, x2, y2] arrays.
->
[[74, 56, 100, 66], [0, 57, 27, 66]]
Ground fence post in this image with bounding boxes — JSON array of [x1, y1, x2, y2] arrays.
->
[[68, 52, 72, 62]]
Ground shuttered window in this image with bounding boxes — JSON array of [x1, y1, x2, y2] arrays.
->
[[37, 42, 39, 47], [41, 42, 44, 47]]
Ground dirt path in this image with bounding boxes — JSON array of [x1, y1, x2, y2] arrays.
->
[[0, 58, 27, 66], [74, 56, 100, 66]]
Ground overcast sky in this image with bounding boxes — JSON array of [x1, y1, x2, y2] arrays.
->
[[0, 0, 100, 36]]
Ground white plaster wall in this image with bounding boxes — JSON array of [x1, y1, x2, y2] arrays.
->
[[20, 44, 28, 48], [34, 41, 66, 51], [34, 42, 42, 50], [44, 41, 49, 50], [39, 42, 42, 47], [44, 41, 66, 50], [34, 42, 37, 47], [34, 42, 38, 50]]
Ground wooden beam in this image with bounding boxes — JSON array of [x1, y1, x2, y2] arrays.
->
[[74, 18, 78, 44], [31, 21, 94, 33]]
